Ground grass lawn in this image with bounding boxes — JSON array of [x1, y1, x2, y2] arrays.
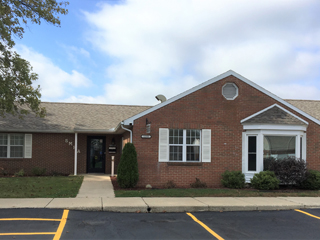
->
[[0, 176, 83, 198], [115, 188, 320, 198]]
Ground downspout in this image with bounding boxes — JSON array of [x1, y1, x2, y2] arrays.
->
[[121, 122, 132, 143]]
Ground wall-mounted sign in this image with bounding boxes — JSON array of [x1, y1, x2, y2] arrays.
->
[[108, 145, 117, 154], [141, 135, 152, 139]]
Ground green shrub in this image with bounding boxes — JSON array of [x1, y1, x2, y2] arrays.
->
[[14, 169, 24, 177], [299, 170, 320, 190], [190, 178, 207, 188], [265, 156, 307, 186], [0, 167, 8, 176], [117, 143, 139, 188], [221, 170, 245, 189], [32, 167, 47, 176], [165, 180, 176, 189], [251, 171, 280, 190]]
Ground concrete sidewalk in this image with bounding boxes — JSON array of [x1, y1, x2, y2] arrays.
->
[[0, 197, 320, 212], [0, 174, 320, 212], [76, 174, 115, 198]]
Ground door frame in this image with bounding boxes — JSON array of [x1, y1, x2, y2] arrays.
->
[[87, 136, 106, 173]]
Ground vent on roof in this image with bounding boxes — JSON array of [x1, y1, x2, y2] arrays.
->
[[155, 94, 167, 103], [222, 83, 238, 100]]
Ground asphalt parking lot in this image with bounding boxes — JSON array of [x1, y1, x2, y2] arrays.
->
[[1, 208, 320, 239]]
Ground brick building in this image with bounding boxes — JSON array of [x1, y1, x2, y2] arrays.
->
[[1, 70, 320, 187]]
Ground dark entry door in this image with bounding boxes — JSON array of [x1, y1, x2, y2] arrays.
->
[[87, 136, 106, 173]]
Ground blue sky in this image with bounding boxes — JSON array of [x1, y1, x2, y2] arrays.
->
[[15, 0, 320, 106]]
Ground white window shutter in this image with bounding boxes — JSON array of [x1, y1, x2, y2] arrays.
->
[[202, 129, 211, 162], [24, 134, 32, 158], [158, 128, 169, 162]]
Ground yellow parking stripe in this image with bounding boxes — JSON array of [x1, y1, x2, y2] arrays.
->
[[0, 218, 61, 221], [0, 232, 56, 235], [187, 212, 224, 240], [295, 209, 320, 220], [53, 209, 69, 240]]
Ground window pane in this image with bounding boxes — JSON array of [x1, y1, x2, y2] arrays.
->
[[0, 146, 7, 158], [10, 134, 24, 146], [0, 134, 7, 145], [10, 146, 23, 158], [187, 130, 200, 145], [248, 136, 256, 171], [169, 129, 183, 144], [264, 136, 295, 160], [187, 146, 200, 161], [248, 136, 256, 153], [248, 154, 256, 171], [169, 146, 182, 161]]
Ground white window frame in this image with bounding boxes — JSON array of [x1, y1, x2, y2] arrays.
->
[[169, 129, 201, 162], [0, 133, 27, 158], [242, 129, 306, 182]]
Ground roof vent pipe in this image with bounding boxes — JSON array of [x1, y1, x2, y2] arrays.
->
[[155, 94, 167, 103]]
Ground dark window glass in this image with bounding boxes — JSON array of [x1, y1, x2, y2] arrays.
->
[[248, 136, 256, 171], [248, 154, 257, 171], [186, 146, 200, 161]]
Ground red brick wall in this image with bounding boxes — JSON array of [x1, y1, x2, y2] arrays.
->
[[131, 75, 320, 188], [0, 133, 123, 175]]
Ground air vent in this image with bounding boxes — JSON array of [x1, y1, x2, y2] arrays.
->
[[222, 83, 238, 100]]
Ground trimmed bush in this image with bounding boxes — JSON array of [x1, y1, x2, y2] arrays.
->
[[190, 178, 207, 188], [32, 167, 47, 176], [264, 156, 307, 186], [299, 170, 320, 190], [251, 171, 280, 190], [221, 170, 245, 189], [117, 143, 139, 188]]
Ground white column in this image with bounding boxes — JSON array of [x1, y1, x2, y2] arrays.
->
[[111, 156, 115, 177], [74, 133, 78, 175]]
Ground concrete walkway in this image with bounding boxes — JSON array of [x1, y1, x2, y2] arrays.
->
[[76, 174, 115, 198], [0, 175, 320, 212]]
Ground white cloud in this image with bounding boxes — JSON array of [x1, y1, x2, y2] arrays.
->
[[15, 45, 91, 101], [79, 0, 320, 104]]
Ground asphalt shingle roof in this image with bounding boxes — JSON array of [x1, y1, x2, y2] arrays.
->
[[0, 102, 151, 132], [285, 100, 320, 122], [242, 105, 306, 125]]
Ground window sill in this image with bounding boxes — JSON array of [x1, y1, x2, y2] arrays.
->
[[166, 162, 202, 166], [0, 158, 24, 161]]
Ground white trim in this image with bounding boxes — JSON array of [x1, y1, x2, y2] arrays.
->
[[241, 104, 309, 125], [74, 133, 78, 175], [123, 70, 320, 126], [242, 129, 306, 183], [243, 124, 307, 131]]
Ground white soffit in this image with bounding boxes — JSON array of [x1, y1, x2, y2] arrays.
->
[[123, 70, 320, 126]]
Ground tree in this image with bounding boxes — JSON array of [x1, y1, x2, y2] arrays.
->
[[0, 0, 69, 117], [117, 143, 139, 188]]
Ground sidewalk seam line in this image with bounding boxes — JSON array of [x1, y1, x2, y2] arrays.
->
[[44, 198, 54, 208], [141, 197, 150, 212], [192, 197, 210, 211]]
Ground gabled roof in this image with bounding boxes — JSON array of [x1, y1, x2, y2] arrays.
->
[[241, 104, 308, 125], [123, 70, 320, 126], [0, 102, 151, 133]]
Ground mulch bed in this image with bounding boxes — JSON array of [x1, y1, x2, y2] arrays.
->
[[110, 176, 313, 193]]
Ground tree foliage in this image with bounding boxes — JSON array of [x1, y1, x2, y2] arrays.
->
[[117, 143, 139, 188], [0, 0, 69, 117]]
